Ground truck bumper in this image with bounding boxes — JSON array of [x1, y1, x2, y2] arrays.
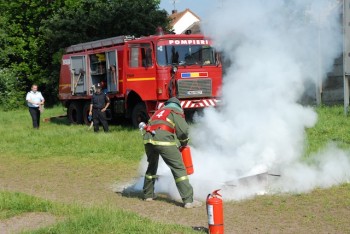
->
[[156, 98, 220, 110]]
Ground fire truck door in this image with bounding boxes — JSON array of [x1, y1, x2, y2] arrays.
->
[[106, 50, 118, 92], [71, 56, 87, 94], [127, 43, 156, 99]]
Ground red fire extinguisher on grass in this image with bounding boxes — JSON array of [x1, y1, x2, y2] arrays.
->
[[207, 189, 224, 234], [180, 146, 194, 175]]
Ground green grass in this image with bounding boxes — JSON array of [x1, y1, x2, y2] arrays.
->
[[1, 105, 350, 233], [0, 106, 198, 233], [230, 183, 350, 233], [306, 105, 350, 155], [2, 104, 349, 162], [0, 191, 53, 220], [0, 105, 145, 162], [0, 192, 196, 234]]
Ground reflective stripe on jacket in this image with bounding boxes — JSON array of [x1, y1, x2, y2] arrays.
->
[[143, 106, 189, 145]]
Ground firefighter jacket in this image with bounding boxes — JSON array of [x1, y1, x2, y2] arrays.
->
[[143, 106, 189, 146], [91, 92, 110, 109]]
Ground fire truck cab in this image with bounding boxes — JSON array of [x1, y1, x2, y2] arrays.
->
[[59, 32, 222, 127]]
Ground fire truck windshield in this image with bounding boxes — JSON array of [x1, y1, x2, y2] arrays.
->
[[157, 44, 216, 66]]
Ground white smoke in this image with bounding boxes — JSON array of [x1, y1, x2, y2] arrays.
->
[[128, 0, 350, 201], [187, 0, 349, 200], [272, 144, 350, 193]]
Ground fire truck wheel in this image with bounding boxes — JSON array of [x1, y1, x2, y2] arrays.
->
[[132, 102, 148, 128], [82, 102, 92, 125], [68, 102, 83, 124]]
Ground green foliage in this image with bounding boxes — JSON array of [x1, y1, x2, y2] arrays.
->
[[42, 0, 169, 49], [0, 69, 26, 111], [0, 0, 170, 109], [0, 0, 62, 73], [0, 0, 66, 107]]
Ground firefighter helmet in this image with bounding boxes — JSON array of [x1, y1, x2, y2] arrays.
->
[[95, 83, 102, 89], [165, 97, 181, 108]]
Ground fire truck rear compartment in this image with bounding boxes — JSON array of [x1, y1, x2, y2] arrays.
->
[[89, 52, 118, 94], [69, 51, 118, 96]]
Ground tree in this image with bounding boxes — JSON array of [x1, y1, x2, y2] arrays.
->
[[0, 0, 65, 109], [0, 0, 170, 109], [41, 0, 169, 64]]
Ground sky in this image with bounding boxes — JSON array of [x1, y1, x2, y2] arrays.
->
[[159, 0, 220, 18]]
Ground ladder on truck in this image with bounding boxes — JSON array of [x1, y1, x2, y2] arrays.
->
[[65, 35, 135, 53]]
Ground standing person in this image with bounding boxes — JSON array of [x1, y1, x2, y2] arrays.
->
[[142, 97, 202, 209], [89, 83, 110, 132], [26, 84, 45, 129]]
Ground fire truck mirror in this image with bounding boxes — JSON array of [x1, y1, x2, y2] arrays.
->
[[215, 52, 221, 67]]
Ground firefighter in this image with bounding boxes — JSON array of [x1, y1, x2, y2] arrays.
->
[[89, 83, 110, 132], [142, 97, 202, 209]]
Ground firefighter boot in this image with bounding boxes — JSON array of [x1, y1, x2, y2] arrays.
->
[[144, 194, 158, 202], [184, 200, 202, 209]]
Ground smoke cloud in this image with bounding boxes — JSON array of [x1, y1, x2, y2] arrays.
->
[[129, 0, 350, 201], [187, 0, 349, 200]]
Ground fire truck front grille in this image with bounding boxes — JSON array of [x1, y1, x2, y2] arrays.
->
[[177, 78, 212, 99]]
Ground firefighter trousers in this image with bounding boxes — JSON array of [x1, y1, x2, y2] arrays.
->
[[92, 109, 109, 132], [143, 144, 193, 204]]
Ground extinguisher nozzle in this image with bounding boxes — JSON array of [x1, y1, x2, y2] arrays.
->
[[139, 122, 146, 131]]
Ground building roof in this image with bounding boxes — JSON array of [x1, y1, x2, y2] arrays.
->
[[182, 21, 201, 34], [169, 8, 201, 28]]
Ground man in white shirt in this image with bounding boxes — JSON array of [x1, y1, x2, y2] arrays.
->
[[26, 84, 45, 129]]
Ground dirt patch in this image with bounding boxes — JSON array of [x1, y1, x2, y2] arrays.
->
[[1, 156, 349, 233], [0, 212, 58, 234]]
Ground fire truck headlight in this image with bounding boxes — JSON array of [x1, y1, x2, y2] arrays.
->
[[172, 65, 178, 73]]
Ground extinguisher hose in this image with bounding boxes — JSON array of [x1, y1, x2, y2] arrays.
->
[[206, 193, 211, 216]]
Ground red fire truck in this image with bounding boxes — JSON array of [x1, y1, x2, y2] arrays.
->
[[59, 31, 222, 127]]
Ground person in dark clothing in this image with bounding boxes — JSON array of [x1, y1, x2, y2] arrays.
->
[[89, 83, 110, 132]]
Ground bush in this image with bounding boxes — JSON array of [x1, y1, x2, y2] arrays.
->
[[0, 68, 26, 111]]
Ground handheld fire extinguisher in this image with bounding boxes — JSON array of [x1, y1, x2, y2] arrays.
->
[[207, 189, 224, 234], [180, 146, 194, 175]]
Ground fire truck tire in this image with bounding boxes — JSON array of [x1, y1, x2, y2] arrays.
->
[[68, 102, 83, 124], [132, 102, 149, 128], [82, 102, 92, 125]]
